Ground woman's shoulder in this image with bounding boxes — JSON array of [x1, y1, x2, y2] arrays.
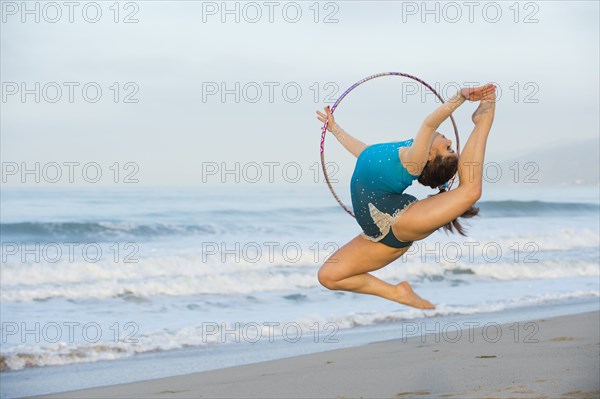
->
[[397, 141, 421, 179], [359, 139, 413, 159]]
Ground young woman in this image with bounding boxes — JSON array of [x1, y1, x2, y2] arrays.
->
[[315, 84, 496, 309]]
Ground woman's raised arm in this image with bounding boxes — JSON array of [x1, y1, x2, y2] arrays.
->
[[402, 84, 496, 174], [317, 105, 368, 158]]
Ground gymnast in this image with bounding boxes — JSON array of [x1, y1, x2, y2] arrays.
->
[[316, 84, 496, 309]]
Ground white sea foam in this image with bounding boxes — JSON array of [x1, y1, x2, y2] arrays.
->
[[2, 243, 598, 302], [1, 289, 597, 372]]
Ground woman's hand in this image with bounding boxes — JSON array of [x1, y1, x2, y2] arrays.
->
[[461, 84, 496, 102], [316, 105, 337, 132]]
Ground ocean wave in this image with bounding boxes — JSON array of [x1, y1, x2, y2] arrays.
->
[[1, 251, 598, 302], [0, 220, 284, 242], [1, 290, 597, 372], [0, 221, 222, 241], [1, 200, 597, 241], [476, 200, 599, 217]]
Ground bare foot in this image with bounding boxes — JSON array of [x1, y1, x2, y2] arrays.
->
[[394, 281, 436, 309], [472, 100, 495, 124]]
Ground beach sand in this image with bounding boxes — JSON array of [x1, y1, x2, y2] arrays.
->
[[33, 311, 599, 399]]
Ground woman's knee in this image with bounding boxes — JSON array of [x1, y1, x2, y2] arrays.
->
[[317, 265, 340, 290]]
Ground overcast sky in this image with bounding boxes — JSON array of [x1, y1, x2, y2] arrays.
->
[[1, 1, 598, 187]]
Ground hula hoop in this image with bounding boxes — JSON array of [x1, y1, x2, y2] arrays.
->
[[319, 72, 461, 218]]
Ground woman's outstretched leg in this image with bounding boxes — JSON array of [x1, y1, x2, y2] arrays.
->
[[391, 96, 496, 242], [317, 235, 435, 309]]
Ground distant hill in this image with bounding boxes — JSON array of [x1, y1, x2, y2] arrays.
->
[[488, 138, 599, 186]]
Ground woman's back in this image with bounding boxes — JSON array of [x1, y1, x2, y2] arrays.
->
[[351, 139, 419, 198]]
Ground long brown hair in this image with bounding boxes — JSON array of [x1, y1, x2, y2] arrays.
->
[[417, 155, 479, 236]]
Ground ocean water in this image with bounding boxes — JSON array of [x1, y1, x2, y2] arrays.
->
[[0, 184, 599, 394]]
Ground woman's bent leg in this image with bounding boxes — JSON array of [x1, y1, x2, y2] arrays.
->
[[317, 235, 435, 309]]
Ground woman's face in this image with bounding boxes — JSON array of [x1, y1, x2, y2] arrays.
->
[[430, 132, 457, 160]]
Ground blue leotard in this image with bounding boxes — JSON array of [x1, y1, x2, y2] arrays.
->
[[350, 139, 419, 248]]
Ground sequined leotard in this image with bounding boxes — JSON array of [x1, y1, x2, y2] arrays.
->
[[350, 139, 419, 248]]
